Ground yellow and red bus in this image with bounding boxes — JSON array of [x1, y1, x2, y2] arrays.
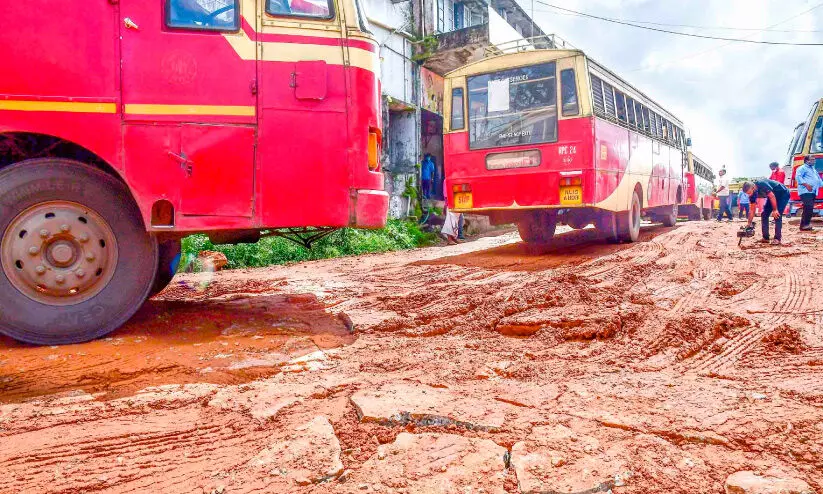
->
[[683, 152, 715, 220], [786, 98, 823, 215], [442, 49, 688, 244]]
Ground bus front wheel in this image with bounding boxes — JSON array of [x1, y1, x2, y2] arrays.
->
[[517, 211, 557, 244], [616, 191, 641, 242], [0, 159, 158, 345]]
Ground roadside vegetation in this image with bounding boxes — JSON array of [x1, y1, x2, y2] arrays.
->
[[181, 219, 437, 270]]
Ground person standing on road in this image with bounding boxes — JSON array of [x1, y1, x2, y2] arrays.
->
[[737, 189, 750, 220], [796, 155, 822, 231], [715, 168, 733, 222], [421, 154, 435, 200], [769, 161, 786, 184], [743, 179, 791, 245]]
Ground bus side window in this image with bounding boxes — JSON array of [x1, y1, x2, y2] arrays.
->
[[812, 116, 823, 154], [641, 106, 650, 133], [451, 88, 465, 130], [626, 97, 636, 127], [166, 0, 240, 31], [602, 82, 616, 118], [266, 0, 333, 19], [615, 92, 627, 122], [590, 75, 605, 115], [560, 69, 579, 116]]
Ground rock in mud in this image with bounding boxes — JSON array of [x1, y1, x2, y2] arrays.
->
[[249, 416, 343, 485], [208, 381, 315, 421], [357, 433, 507, 493], [724, 471, 814, 494], [510, 424, 630, 494], [198, 250, 229, 271], [350, 383, 514, 431]]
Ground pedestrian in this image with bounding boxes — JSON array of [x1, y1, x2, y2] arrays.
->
[[441, 205, 461, 245], [715, 168, 733, 222], [737, 189, 750, 219], [795, 155, 822, 231], [421, 154, 435, 200], [769, 161, 786, 184], [742, 178, 791, 245]]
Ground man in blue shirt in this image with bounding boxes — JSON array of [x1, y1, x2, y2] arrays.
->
[[742, 178, 791, 245], [421, 154, 435, 199], [795, 155, 822, 231], [737, 189, 750, 219]]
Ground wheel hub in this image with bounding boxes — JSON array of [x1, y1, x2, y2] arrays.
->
[[2, 201, 118, 306]]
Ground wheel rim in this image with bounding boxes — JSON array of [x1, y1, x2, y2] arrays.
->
[[2, 201, 118, 306]]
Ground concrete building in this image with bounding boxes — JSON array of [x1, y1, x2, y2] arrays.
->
[[363, 0, 550, 218]]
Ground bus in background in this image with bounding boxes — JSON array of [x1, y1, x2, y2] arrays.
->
[[786, 99, 823, 217], [683, 152, 714, 220], [442, 49, 687, 244], [0, 0, 386, 345]]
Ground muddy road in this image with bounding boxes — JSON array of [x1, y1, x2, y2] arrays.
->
[[1, 221, 822, 493]]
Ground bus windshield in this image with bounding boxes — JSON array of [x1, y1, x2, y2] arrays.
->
[[467, 62, 558, 150], [786, 123, 804, 165]]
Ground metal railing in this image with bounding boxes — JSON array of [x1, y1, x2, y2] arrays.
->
[[483, 34, 576, 57]]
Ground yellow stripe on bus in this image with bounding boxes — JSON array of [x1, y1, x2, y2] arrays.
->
[[0, 100, 117, 114], [123, 104, 256, 117]]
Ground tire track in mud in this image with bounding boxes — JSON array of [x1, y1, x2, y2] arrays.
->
[[688, 267, 811, 375]]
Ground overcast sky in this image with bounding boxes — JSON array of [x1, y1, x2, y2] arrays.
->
[[519, 0, 823, 178]]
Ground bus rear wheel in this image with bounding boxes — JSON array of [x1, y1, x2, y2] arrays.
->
[[661, 203, 678, 227], [0, 159, 157, 345], [702, 209, 711, 221], [616, 191, 641, 242], [150, 239, 182, 297], [517, 211, 557, 244]]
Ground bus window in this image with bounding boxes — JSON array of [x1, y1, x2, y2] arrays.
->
[[560, 69, 579, 116], [648, 112, 656, 137], [615, 92, 627, 122], [626, 97, 636, 127], [811, 116, 823, 154], [655, 113, 663, 138], [166, 0, 239, 30], [794, 101, 820, 154], [603, 82, 616, 118], [662, 119, 669, 140], [267, 0, 333, 19], [467, 62, 558, 149], [591, 75, 605, 115], [451, 87, 465, 130], [642, 106, 650, 133]]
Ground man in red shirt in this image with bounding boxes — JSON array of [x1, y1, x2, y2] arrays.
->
[[769, 161, 786, 184]]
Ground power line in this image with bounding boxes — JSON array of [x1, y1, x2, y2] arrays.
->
[[534, 1, 823, 46], [530, 7, 823, 33]]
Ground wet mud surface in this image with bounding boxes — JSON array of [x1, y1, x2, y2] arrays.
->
[[1, 221, 822, 493]]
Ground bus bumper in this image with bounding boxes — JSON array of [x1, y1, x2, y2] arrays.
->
[[352, 189, 389, 229]]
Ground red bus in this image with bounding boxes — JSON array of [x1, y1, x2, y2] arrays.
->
[[442, 50, 688, 244], [786, 99, 823, 215], [0, 0, 387, 345], [683, 152, 715, 221]]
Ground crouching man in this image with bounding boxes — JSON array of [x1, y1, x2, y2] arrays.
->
[[742, 179, 791, 245]]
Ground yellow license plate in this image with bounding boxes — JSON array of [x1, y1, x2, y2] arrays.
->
[[454, 192, 473, 209], [560, 186, 582, 205]]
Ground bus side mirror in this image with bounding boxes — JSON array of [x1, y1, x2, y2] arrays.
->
[[686, 137, 692, 147]]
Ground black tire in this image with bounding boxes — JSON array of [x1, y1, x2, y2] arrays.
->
[[702, 209, 711, 221], [517, 211, 557, 244], [661, 203, 678, 227], [616, 190, 641, 242], [0, 159, 157, 345], [150, 239, 181, 297]]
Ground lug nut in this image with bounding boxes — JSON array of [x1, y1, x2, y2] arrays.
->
[[85, 253, 95, 262], [35, 265, 46, 275], [55, 274, 65, 284], [39, 229, 50, 238], [60, 224, 70, 233], [76, 269, 85, 278], [28, 246, 39, 256], [79, 233, 89, 243]]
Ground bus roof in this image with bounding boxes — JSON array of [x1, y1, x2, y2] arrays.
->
[[444, 48, 684, 128]]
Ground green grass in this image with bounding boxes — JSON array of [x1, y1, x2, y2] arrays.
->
[[181, 219, 437, 270]]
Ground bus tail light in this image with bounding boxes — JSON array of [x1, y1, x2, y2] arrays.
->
[[560, 176, 582, 186], [453, 184, 472, 193], [368, 127, 381, 171]]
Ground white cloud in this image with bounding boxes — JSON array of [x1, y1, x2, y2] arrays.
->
[[522, 0, 823, 177]]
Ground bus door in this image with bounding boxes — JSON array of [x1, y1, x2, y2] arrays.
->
[[119, 0, 257, 221], [256, 0, 351, 227]]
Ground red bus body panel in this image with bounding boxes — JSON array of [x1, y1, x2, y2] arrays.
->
[[445, 116, 683, 212], [0, 1, 387, 233]]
